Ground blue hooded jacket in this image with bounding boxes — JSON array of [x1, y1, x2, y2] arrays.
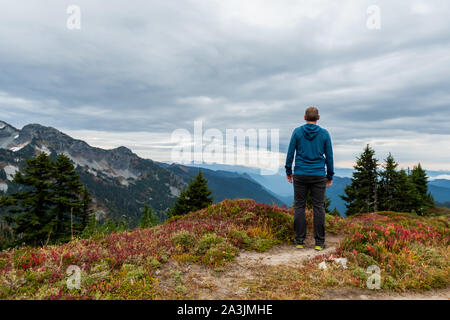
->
[[285, 123, 334, 180]]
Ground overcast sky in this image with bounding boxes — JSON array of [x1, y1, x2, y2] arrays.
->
[[0, 0, 449, 171]]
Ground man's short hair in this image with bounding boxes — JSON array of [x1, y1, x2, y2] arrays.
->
[[305, 106, 319, 121]]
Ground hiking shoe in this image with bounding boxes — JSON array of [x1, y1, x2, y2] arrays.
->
[[296, 244, 304, 249], [314, 245, 325, 251]]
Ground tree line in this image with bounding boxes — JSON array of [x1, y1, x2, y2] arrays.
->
[[341, 145, 434, 216], [4, 144, 433, 248], [0, 153, 213, 248]]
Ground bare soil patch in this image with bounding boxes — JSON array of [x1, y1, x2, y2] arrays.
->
[[235, 234, 343, 268]]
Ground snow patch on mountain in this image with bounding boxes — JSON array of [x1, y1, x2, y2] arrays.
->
[[170, 186, 180, 197], [36, 145, 51, 155], [4, 165, 19, 181], [0, 182, 7, 193], [87, 168, 98, 176], [10, 141, 30, 152], [119, 178, 129, 186]]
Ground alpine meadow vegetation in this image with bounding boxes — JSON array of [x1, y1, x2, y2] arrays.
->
[[0, 147, 448, 300], [0, 199, 448, 300]]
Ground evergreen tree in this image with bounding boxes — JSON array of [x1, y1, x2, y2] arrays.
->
[[409, 163, 434, 215], [78, 188, 93, 233], [341, 145, 379, 215], [81, 212, 98, 238], [409, 164, 428, 196], [395, 169, 421, 213], [1, 153, 93, 246], [0, 219, 14, 250], [139, 202, 159, 228], [169, 170, 213, 217], [51, 154, 85, 242], [82, 216, 128, 237], [378, 153, 399, 211], [111, 216, 128, 233], [1, 154, 54, 246]]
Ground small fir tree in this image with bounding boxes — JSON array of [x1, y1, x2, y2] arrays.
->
[[341, 145, 379, 215], [169, 170, 213, 217], [378, 153, 399, 211], [139, 202, 159, 228], [409, 163, 434, 214]]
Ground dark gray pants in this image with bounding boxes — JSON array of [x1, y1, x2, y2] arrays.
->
[[293, 175, 327, 246]]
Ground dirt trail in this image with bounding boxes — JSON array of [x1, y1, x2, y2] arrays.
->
[[235, 234, 342, 268], [157, 234, 449, 300], [158, 235, 343, 299]]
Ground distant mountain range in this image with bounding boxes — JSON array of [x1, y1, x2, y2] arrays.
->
[[1, 120, 449, 221], [157, 163, 282, 206], [429, 179, 450, 207], [182, 163, 450, 214], [0, 121, 282, 225]]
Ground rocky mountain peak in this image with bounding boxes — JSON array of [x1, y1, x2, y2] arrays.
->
[[0, 120, 18, 130], [0, 120, 20, 149], [20, 123, 72, 143], [112, 146, 134, 155]]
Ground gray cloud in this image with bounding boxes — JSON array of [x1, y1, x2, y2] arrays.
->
[[0, 0, 449, 169]]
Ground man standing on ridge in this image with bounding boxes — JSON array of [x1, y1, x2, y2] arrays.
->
[[285, 106, 334, 251]]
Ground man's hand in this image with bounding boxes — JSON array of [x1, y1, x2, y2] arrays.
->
[[326, 179, 333, 188], [287, 175, 293, 183]]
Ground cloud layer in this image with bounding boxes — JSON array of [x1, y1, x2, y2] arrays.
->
[[0, 0, 449, 170]]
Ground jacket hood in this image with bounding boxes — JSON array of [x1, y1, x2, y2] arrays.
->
[[302, 123, 321, 141]]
